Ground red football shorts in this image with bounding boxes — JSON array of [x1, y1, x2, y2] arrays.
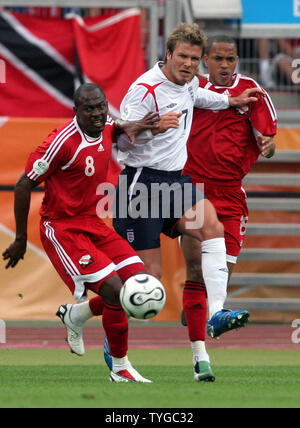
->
[[202, 183, 249, 263], [40, 216, 144, 302]]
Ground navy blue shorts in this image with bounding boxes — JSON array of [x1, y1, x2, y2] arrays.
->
[[113, 166, 205, 251]]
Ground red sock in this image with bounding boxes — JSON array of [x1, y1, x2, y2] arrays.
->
[[183, 281, 207, 342], [102, 303, 128, 358], [89, 296, 105, 316]]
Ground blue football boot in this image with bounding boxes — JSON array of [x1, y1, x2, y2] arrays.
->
[[104, 336, 113, 370], [207, 309, 250, 339]]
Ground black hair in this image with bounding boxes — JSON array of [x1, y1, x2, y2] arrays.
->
[[73, 83, 106, 107], [205, 35, 237, 55]]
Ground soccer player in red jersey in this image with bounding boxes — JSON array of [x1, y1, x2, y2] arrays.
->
[[2, 83, 160, 383], [181, 36, 277, 369]]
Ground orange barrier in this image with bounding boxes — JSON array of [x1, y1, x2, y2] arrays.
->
[[1, 118, 300, 321], [274, 128, 300, 150]]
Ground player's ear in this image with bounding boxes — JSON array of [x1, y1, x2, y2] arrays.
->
[[204, 54, 209, 67], [166, 49, 172, 61], [73, 106, 77, 115]]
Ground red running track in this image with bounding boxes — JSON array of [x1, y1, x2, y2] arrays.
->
[[1, 324, 300, 350]]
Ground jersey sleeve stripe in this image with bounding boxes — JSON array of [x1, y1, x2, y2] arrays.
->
[[26, 125, 77, 181], [240, 76, 277, 122], [46, 127, 77, 166], [263, 92, 277, 122], [44, 122, 76, 164], [27, 171, 39, 181]]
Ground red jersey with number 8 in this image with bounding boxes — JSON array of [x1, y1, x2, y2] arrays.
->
[[25, 115, 115, 219]]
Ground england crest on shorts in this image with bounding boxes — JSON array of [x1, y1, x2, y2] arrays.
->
[[126, 229, 135, 243]]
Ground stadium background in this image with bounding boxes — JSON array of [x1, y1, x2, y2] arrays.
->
[[0, 0, 300, 323]]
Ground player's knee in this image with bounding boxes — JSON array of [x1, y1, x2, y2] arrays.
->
[[141, 262, 162, 280], [99, 275, 122, 305], [202, 217, 224, 241]]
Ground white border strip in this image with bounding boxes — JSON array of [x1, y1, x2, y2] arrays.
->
[[115, 256, 144, 271], [85, 8, 141, 32], [0, 116, 9, 128]]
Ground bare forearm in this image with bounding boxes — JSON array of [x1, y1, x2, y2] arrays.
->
[[14, 174, 33, 240], [114, 112, 160, 142]]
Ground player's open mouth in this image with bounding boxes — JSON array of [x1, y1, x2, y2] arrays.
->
[[180, 70, 191, 77], [92, 120, 103, 127]]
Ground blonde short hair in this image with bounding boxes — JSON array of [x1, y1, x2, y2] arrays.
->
[[166, 23, 207, 57]]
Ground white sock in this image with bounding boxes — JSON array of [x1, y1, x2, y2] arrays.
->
[[69, 301, 93, 326], [201, 238, 228, 319], [191, 341, 210, 364], [112, 356, 130, 373]]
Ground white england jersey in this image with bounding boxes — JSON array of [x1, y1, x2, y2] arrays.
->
[[118, 62, 229, 171]]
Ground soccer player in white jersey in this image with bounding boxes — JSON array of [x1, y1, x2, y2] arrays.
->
[[112, 24, 263, 382], [2, 83, 161, 383]]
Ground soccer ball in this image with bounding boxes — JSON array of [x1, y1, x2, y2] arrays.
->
[[120, 274, 166, 320]]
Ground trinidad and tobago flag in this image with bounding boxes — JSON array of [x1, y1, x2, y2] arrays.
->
[[0, 8, 146, 118]]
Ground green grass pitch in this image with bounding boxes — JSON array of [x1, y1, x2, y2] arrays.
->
[[1, 348, 300, 408]]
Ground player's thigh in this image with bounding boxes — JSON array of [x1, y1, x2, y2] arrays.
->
[[136, 247, 162, 279], [177, 198, 224, 241]]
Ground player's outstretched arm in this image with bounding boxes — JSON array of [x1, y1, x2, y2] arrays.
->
[[114, 111, 160, 144], [2, 173, 35, 269], [229, 87, 265, 108], [116, 112, 182, 151]]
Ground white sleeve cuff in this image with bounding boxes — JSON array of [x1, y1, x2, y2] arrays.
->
[[195, 87, 230, 110]]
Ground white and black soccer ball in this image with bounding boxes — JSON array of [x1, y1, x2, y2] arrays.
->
[[120, 274, 166, 320]]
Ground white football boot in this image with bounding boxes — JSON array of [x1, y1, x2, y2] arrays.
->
[[110, 364, 152, 383], [56, 304, 85, 356]]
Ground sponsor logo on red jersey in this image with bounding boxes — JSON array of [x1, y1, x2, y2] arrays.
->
[[78, 254, 94, 268]]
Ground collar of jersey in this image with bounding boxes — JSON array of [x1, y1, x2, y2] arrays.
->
[[208, 73, 240, 90], [74, 116, 103, 144]]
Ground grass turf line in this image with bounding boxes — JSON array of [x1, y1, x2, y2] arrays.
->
[[0, 348, 300, 408]]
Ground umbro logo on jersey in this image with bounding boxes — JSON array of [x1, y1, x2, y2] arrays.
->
[[166, 103, 177, 109], [98, 144, 105, 152]]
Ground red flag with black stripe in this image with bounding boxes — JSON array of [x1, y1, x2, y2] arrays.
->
[[0, 8, 146, 118]]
